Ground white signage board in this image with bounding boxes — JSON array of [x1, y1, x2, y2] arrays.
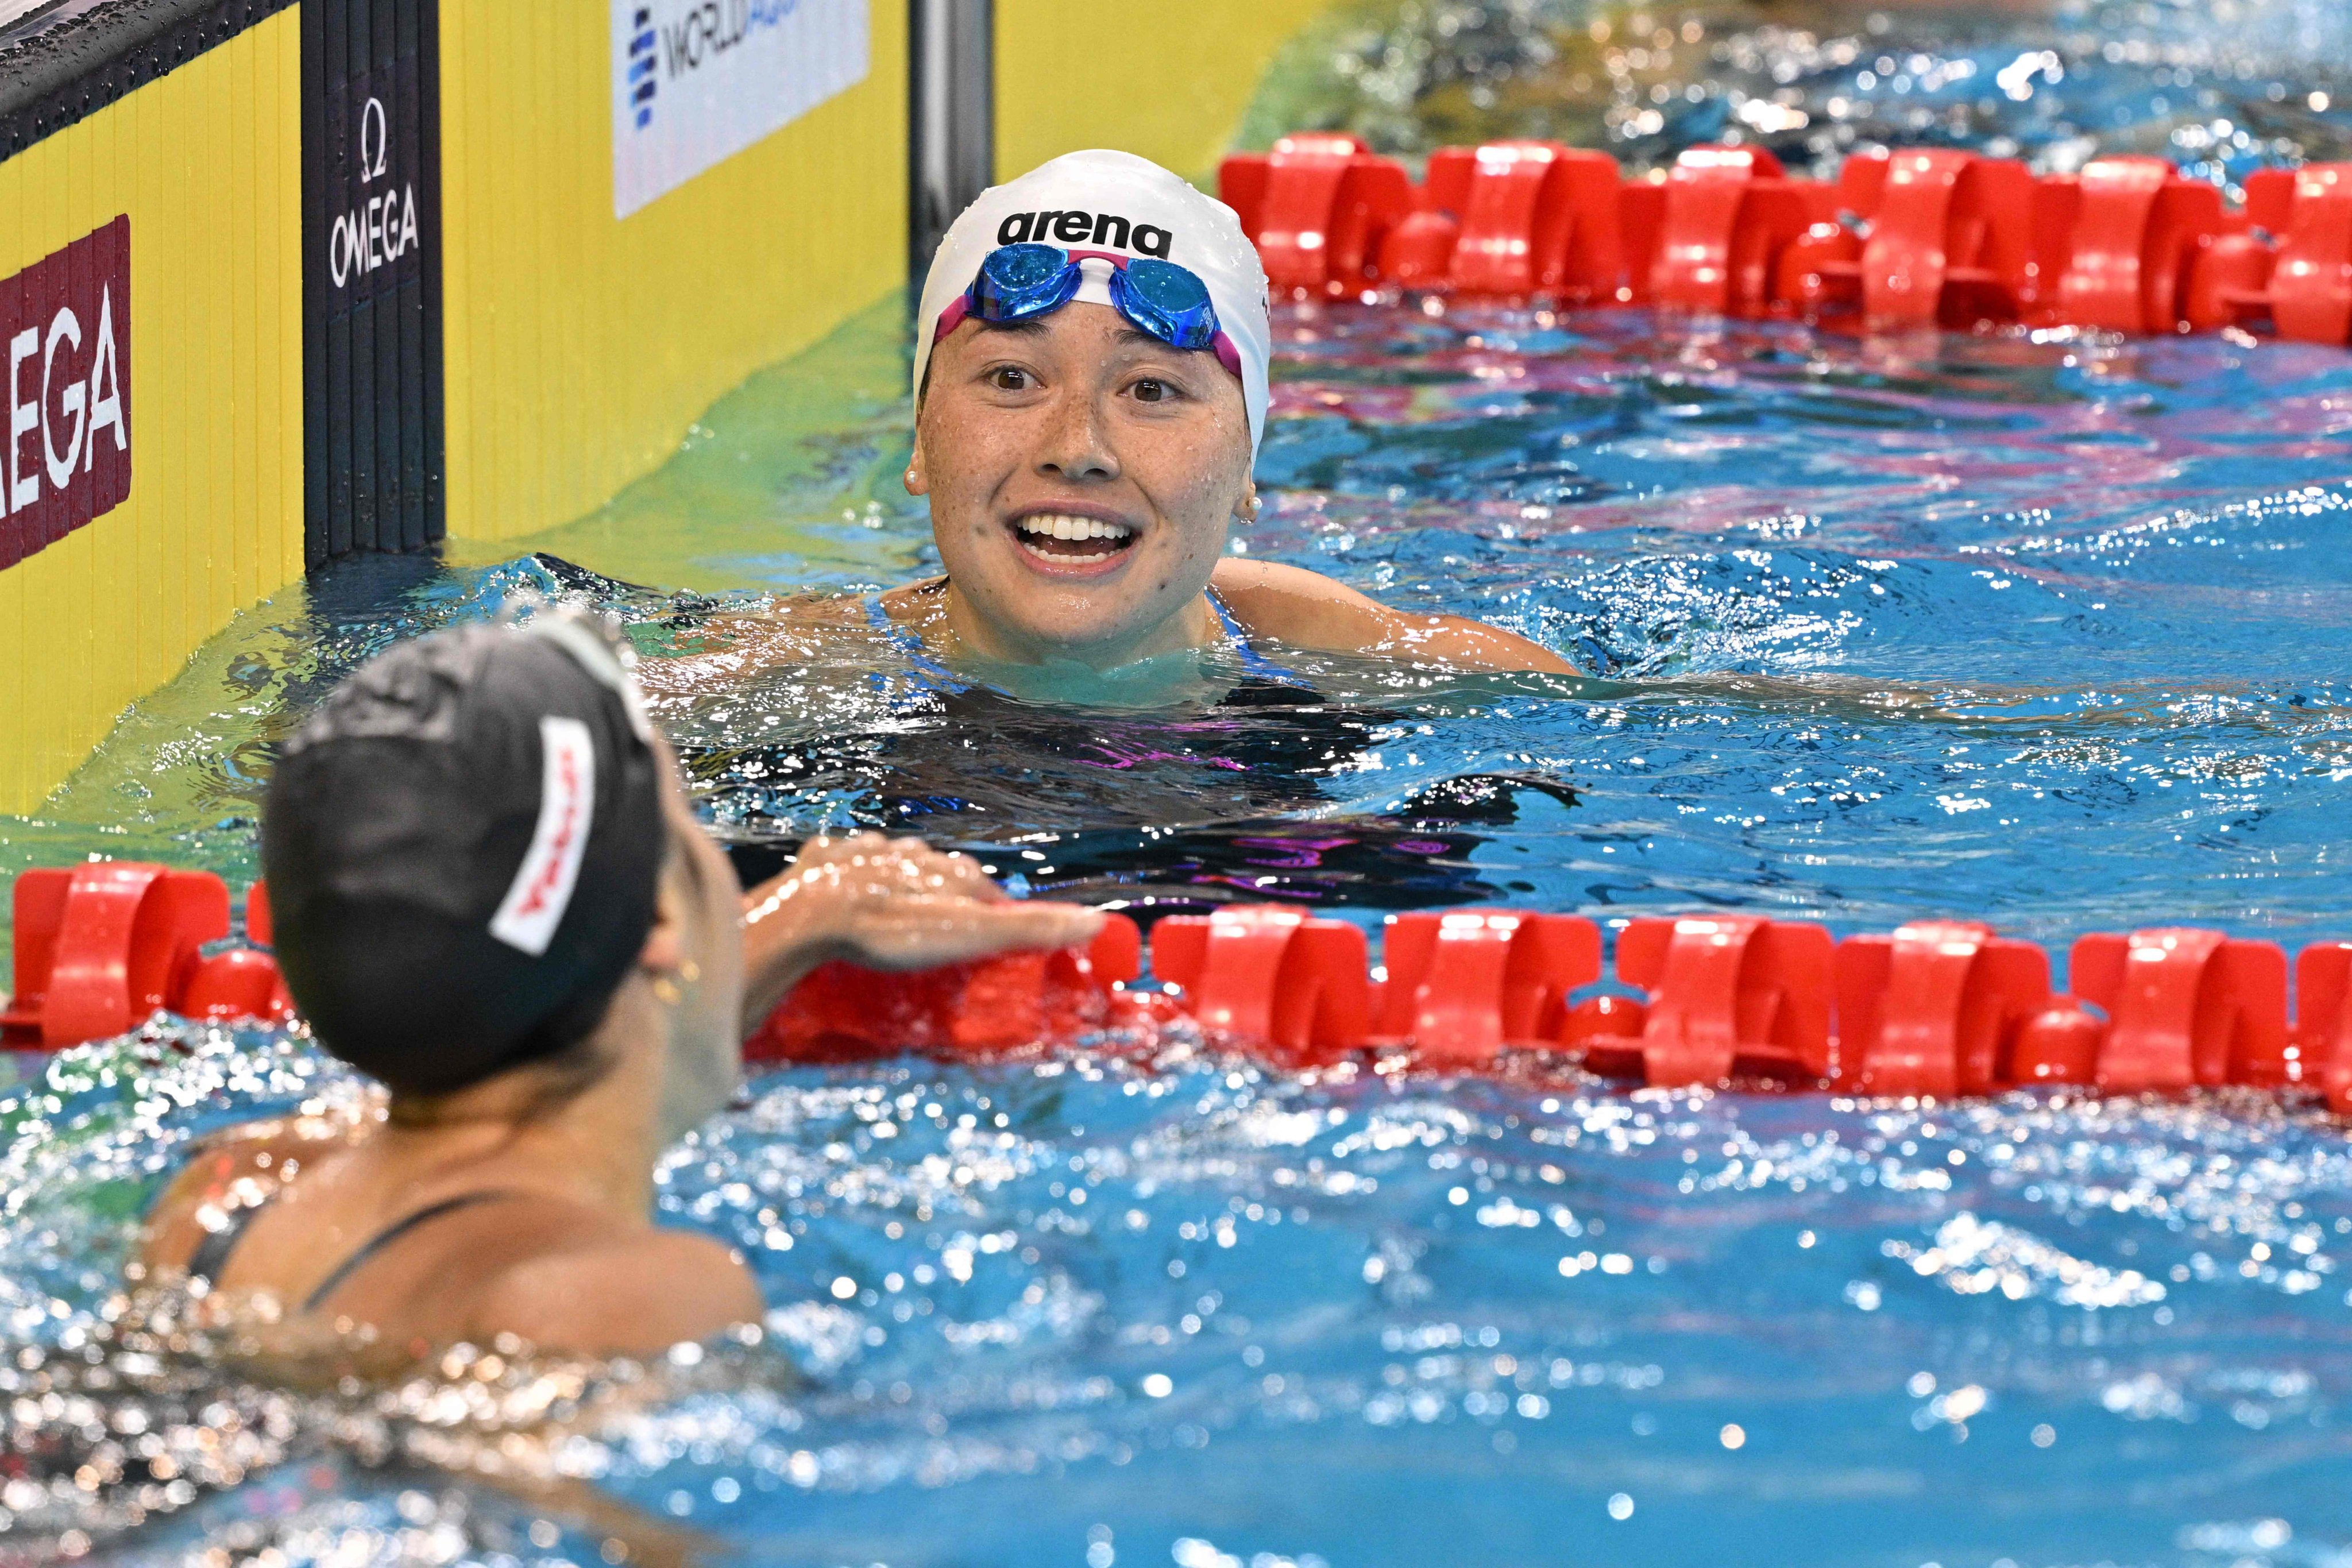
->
[[612, 0, 870, 219]]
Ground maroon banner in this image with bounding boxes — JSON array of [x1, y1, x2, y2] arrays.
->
[[0, 216, 131, 572]]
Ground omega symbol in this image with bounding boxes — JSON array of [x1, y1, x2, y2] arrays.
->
[[358, 96, 389, 183]]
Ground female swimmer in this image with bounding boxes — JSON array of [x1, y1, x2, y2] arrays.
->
[[137, 616, 1099, 1358], [674, 149, 1574, 687]]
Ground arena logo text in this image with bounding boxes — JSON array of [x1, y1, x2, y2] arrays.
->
[[996, 212, 1175, 257]]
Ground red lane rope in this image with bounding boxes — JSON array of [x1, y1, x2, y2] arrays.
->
[[755, 907, 2352, 1111], [1223, 134, 2352, 345], [14, 866, 2346, 1111]]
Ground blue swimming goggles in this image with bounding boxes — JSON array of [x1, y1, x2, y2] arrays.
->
[[932, 244, 1243, 378]]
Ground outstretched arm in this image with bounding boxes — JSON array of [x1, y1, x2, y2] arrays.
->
[[736, 832, 1103, 1028], [1210, 558, 1577, 675]]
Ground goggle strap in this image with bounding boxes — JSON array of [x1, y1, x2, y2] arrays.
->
[[935, 245, 1243, 381], [932, 295, 975, 345]]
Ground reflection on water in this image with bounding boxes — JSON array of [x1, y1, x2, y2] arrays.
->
[[8, 1019, 2352, 1563], [1242, 0, 2352, 185], [6, 0, 2352, 1560]]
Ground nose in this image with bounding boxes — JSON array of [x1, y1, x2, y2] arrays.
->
[[1035, 384, 1120, 485]]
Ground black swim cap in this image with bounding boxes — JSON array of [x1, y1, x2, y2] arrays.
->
[[261, 619, 667, 1097]]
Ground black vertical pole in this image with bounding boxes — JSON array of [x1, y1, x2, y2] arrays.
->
[[303, 0, 443, 567], [908, 0, 995, 289], [415, 0, 444, 549], [300, 0, 329, 569]]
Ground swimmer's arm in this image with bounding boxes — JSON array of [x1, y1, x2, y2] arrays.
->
[[737, 832, 1103, 1028], [469, 1230, 765, 1357], [636, 591, 908, 695], [1209, 558, 1577, 675]]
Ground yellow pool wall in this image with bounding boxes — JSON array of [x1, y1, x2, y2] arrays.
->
[[435, 0, 910, 545], [0, 9, 306, 817], [993, 0, 1336, 186], [0, 0, 1338, 816]]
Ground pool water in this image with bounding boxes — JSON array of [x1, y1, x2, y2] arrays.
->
[[10, 3, 2352, 1563]]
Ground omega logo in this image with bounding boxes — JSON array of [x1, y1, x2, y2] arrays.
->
[[329, 93, 420, 291], [358, 96, 389, 184]]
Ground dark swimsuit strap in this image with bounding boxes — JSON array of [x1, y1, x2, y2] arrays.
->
[[182, 1188, 525, 1312], [299, 1192, 523, 1312], [184, 1199, 263, 1289]]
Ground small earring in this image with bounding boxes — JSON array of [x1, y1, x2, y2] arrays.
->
[[679, 960, 702, 986], [651, 975, 683, 1006]]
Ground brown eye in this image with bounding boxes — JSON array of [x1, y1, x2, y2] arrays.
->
[[1132, 377, 1171, 404], [988, 366, 1033, 392]]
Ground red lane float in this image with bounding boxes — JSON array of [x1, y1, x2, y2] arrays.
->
[[1220, 133, 2352, 346], [2050, 156, 2221, 335], [2009, 997, 2110, 1087], [1832, 920, 2050, 1097], [1221, 133, 1415, 300], [1148, 905, 1369, 1067], [2068, 928, 2292, 1091], [1434, 141, 1626, 302], [1866, 150, 2037, 329], [2297, 943, 2352, 1114], [1375, 145, 1478, 288], [1372, 909, 1601, 1069], [1649, 146, 1813, 317], [2189, 162, 2352, 343], [2, 864, 289, 1048], [10, 866, 2352, 1116], [1607, 914, 1833, 1085]]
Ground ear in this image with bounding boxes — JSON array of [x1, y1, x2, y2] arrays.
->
[[904, 441, 930, 498], [1237, 481, 1260, 522], [636, 859, 690, 979]]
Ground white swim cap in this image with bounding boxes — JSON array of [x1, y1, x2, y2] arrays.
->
[[913, 149, 1272, 451]]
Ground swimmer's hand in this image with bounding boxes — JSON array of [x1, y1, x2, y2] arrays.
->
[[736, 832, 1104, 1025]]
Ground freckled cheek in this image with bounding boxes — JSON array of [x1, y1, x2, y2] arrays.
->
[[1138, 443, 1238, 535], [921, 399, 1027, 508]]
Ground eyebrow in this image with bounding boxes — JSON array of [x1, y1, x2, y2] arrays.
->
[[975, 317, 1049, 337], [1115, 328, 1211, 365]]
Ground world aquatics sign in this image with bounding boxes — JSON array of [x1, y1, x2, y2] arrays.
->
[[609, 0, 868, 219]]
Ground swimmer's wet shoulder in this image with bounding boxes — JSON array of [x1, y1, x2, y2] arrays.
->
[[1204, 557, 1576, 675], [866, 563, 1573, 678], [139, 1117, 761, 1359]]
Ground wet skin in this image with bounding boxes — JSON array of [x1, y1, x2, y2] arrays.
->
[[906, 301, 1254, 667], [901, 300, 1579, 677]]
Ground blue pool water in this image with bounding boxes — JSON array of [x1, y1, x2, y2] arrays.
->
[[9, 3, 2352, 1564]]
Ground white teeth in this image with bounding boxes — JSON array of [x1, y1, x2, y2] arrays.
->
[[1015, 513, 1136, 544]]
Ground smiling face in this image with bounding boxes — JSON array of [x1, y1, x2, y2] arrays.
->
[[908, 299, 1256, 667]]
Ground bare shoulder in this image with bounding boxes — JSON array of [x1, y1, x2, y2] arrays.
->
[[137, 1119, 349, 1275], [1208, 558, 1577, 675], [874, 576, 951, 627], [468, 1227, 764, 1357], [639, 585, 930, 695], [1209, 558, 1392, 644]]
